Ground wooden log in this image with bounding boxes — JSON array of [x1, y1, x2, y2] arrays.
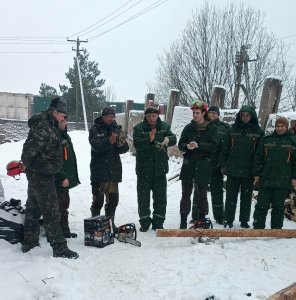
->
[[156, 229, 296, 238], [267, 282, 296, 300]]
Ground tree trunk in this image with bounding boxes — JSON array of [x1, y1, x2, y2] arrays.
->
[[156, 229, 296, 238]]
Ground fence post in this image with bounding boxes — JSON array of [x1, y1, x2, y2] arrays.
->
[[166, 89, 180, 125], [258, 77, 282, 129], [210, 85, 226, 108]]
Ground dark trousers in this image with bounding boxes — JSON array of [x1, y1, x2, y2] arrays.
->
[[181, 181, 208, 219], [23, 174, 67, 253], [210, 168, 224, 221], [91, 182, 119, 217], [137, 175, 167, 229], [224, 175, 253, 223], [57, 190, 71, 235], [253, 186, 288, 229]]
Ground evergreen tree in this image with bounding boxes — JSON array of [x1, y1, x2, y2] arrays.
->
[[39, 83, 58, 98], [60, 49, 106, 122]]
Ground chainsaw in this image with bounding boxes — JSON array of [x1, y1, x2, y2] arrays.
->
[[115, 223, 141, 247]]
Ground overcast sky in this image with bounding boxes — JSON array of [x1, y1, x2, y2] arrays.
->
[[0, 0, 296, 103]]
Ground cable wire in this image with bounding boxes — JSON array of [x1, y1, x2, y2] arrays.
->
[[68, 0, 136, 38], [88, 0, 168, 41]]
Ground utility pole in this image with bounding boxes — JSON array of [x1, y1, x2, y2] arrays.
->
[[231, 45, 257, 108], [67, 37, 88, 130]]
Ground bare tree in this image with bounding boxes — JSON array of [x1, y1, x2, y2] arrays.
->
[[151, 2, 292, 108], [104, 85, 118, 102]]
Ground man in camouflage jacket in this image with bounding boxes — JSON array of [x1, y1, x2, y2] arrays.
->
[[21, 97, 78, 259], [253, 117, 296, 229]]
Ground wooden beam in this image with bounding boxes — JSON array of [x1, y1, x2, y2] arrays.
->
[[156, 229, 296, 238], [267, 282, 296, 300]]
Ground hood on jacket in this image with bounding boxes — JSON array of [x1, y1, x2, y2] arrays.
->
[[234, 105, 259, 127], [28, 111, 58, 128]]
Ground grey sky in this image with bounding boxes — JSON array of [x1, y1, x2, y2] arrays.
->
[[0, 0, 295, 103]]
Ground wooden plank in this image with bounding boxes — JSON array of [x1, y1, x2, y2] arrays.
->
[[267, 282, 296, 300], [156, 229, 296, 238]]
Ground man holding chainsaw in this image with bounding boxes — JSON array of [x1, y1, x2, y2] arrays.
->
[[21, 97, 78, 259]]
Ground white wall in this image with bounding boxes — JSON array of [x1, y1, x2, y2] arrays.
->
[[0, 92, 33, 120]]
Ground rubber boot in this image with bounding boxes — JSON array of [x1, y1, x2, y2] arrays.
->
[[180, 214, 188, 229]]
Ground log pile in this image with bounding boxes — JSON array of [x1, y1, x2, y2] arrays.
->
[[156, 229, 296, 238]]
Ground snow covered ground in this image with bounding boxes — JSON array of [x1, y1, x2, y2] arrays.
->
[[0, 131, 296, 300]]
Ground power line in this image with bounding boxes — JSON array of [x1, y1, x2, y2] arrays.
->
[[76, 0, 145, 38], [0, 41, 69, 45], [88, 0, 168, 41], [68, 0, 136, 38], [0, 51, 72, 54]]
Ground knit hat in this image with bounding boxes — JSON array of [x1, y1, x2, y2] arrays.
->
[[49, 97, 67, 114], [145, 105, 159, 115], [275, 117, 289, 128], [191, 99, 208, 112], [102, 107, 115, 116], [208, 106, 220, 116]]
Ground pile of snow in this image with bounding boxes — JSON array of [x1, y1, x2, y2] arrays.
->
[[0, 131, 295, 300]]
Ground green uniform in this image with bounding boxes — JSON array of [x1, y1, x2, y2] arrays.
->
[[55, 130, 80, 236], [253, 131, 296, 229], [220, 105, 264, 225], [21, 110, 68, 255], [133, 117, 176, 229], [178, 120, 218, 219]]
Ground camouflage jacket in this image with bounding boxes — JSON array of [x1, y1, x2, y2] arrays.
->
[[21, 111, 63, 177]]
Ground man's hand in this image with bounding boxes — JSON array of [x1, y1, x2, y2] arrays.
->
[[292, 179, 296, 187], [62, 178, 69, 187], [109, 132, 118, 144], [187, 141, 198, 150], [149, 128, 156, 142], [162, 137, 169, 146]]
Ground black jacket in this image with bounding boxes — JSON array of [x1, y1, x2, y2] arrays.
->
[[89, 117, 129, 184]]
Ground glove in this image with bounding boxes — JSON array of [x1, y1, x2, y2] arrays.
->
[[162, 137, 169, 146]]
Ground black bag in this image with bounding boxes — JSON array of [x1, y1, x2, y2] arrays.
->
[[84, 215, 114, 248], [0, 198, 25, 244]]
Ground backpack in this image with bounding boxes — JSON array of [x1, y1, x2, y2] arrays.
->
[[0, 198, 25, 244]]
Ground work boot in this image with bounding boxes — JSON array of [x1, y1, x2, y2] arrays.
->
[[224, 221, 233, 228], [152, 225, 164, 230], [139, 226, 149, 232], [180, 214, 187, 229], [53, 248, 79, 259], [22, 242, 40, 253], [240, 222, 250, 229], [215, 219, 224, 225]]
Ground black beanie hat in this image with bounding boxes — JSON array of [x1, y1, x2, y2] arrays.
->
[[102, 107, 115, 116], [49, 97, 67, 114], [145, 105, 160, 115], [208, 105, 220, 116]]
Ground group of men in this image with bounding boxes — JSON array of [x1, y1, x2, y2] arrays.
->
[[20, 96, 296, 259]]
